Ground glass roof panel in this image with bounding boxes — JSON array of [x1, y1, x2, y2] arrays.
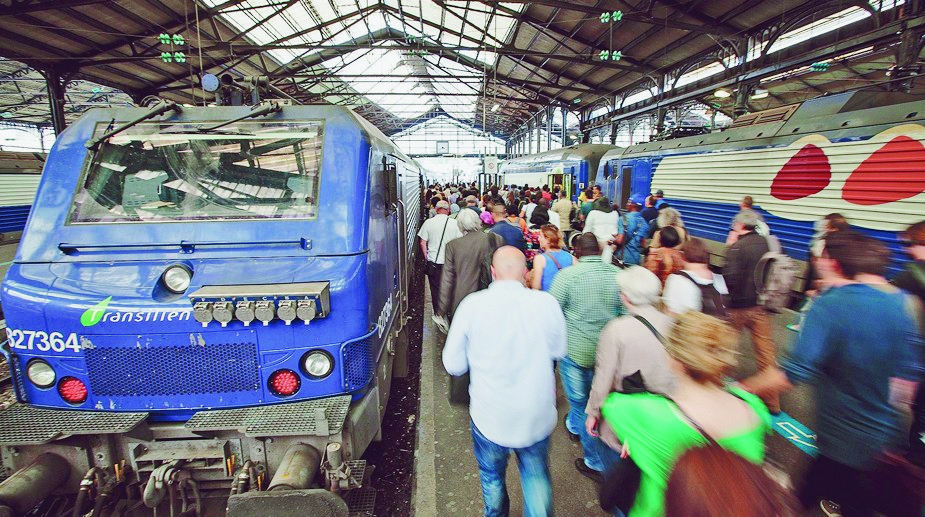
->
[[334, 45, 433, 118], [201, 1, 525, 119]]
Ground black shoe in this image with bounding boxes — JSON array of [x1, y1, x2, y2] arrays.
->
[[564, 416, 580, 442], [574, 458, 603, 483]]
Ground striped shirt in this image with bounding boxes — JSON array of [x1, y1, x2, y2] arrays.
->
[[548, 256, 626, 368]]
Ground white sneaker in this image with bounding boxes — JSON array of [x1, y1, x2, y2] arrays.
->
[[820, 500, 842, 517], [431, 314, 449, 334]]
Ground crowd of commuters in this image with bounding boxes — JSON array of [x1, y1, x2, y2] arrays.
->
[[422, 181, 924, 517]]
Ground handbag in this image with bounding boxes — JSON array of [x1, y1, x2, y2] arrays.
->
[[448, 372, 470, 405]]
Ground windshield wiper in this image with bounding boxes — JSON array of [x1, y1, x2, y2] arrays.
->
[[197, 101, 282, 133], [59, 237, 314, 255], [85, 100, 182, 151]]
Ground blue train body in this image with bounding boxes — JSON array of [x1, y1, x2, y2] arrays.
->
[[0, 103, 421, 508], [595, 91, 925, 275], [499, 143, 616, 199]]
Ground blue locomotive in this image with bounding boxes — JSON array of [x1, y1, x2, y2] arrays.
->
[[499, 143, 616, 199], [0, 101, 421, 515], [595, 91, 925, 271]]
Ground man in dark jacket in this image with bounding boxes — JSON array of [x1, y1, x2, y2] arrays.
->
[[438, 209, 503, 324], [724, 209, 779, 413]]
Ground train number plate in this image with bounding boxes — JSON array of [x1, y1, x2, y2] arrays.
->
[[7, 329, 81, 353]]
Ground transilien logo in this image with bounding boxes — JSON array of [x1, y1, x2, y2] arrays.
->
[[81, 296, 112, 327]]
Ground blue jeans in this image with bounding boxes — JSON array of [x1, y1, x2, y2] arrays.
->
[[470, 421, 553, 517], [558, 356, 620, 472]]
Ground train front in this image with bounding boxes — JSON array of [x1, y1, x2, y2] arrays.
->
[[0, 103, 387, 515]]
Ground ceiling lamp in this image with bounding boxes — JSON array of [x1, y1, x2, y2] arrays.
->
[[490, 104, 500, 112], [713, 88, 732, 98], [751, 89, 769, 99]]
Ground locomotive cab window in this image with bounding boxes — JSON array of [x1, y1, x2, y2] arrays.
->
[[69, 120, 325, 224]]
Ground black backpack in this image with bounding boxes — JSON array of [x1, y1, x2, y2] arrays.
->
[[677, 271, 728, 318]]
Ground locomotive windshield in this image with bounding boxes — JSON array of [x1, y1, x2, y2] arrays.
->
[[68, 120, 324, 224]]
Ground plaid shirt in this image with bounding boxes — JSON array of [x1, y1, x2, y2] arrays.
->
[[548, 256, 626, 368]]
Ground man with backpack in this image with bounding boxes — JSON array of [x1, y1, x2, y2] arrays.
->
[[662, 238, 729, 317], [723, 209, 780, 414], [616, 195, 648, 266]]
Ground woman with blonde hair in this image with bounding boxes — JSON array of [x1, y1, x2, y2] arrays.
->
[[598, 312, 771, 516], [530, 224, 574, 291], [650, 207, 688, 248]]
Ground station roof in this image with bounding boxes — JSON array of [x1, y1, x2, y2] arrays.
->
[[0, 0, 920, 139]]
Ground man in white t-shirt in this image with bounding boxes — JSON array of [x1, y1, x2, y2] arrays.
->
[[662, 237, 728, 315], [418, 200, 462, 314], [520, 194, 538, 223]]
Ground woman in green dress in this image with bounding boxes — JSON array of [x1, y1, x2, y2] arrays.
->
[[599, 312, 772, 516]]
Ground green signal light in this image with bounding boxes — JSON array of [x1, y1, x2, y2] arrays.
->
[[601, 10, 623, 23], [173, 52, 186, 63], [172, 34, 185, 45], [161, 52, 173, 63], [573, 98, 582, 104], [612, 51, 622, 61], [809, 62, 830, 72], [158, 33, 171, 44], [599, 50, 610, 60]]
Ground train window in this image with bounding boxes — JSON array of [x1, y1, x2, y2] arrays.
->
[[698, 140, 704, 144], [841, 121, 850, 127], [791, 128, 800, 132], [756, 133, 763, 137], [906, 112, 918, 118], [69, 120, 325, 224]]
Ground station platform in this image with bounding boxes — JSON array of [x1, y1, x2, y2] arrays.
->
[[412, 279, 823, 516]]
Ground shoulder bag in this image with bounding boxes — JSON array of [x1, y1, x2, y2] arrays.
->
[[426, 217, 450, 275]]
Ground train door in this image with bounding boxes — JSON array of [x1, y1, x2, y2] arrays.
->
[[603, 159, 617, 200], [383, 155, 402, 299], [632, 159, 652, 202], [615, 160, 634, 208], [564, 164, 578, 200], [577, 162, 589, 192]]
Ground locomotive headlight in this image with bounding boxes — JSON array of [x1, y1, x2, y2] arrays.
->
[[162, 265, 192, 294], [26, 359, 56, 388], [301, 350, 334, 379]]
